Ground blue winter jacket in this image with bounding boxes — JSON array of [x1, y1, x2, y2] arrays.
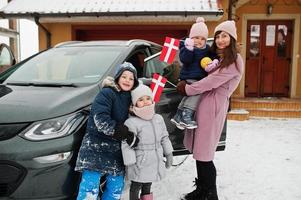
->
[[75, 82, 131, 176], [179, 41, 212, 80]]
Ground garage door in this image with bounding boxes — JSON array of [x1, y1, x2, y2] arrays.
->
[[74, 25, 188, 44]]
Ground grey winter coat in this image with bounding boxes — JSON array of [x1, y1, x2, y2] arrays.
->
[[123, 114, 173, 182]]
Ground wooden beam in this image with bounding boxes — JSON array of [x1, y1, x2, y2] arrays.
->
[[0, 27, 18, 38]]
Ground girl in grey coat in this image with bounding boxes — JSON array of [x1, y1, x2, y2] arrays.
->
[[122, 83, 174, 200]]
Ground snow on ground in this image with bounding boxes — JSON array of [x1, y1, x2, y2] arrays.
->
[[121, 118, 301, 200]]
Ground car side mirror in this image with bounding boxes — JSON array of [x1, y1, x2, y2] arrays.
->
[[0, 43, 16, 73]]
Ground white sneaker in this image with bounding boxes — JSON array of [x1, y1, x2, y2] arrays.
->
[[170, 118, 185, 130]]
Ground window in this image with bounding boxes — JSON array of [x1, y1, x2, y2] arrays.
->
[[5, 46, 123, 85], [127, 51, 146, 78], [265, 25, 276, 46], [250, 25, 260, 57], [277, 25, 287, 57]]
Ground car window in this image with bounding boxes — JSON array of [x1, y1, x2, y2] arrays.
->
[[4, 46, 124, 85], [144, 47, 165, 78], [127, 50, 147, 78], [144, 47, 181, 88]]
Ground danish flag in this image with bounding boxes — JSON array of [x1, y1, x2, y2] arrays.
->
[[150, 73, 167, 103], [159, 37, 180, 64]]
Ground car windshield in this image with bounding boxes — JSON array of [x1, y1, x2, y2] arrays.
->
[[4, 46, 124, 86]]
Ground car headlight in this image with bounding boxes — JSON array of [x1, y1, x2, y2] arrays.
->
[[20, 112, 87, 141]]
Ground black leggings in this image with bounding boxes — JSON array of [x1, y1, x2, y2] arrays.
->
[[196, 160, 217, 189], [129, 181, 152, 200]]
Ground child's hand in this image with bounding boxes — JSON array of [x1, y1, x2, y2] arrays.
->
[[125, 131, 139, 148], [165, 154, 173, 168], [113, 123, 129, 141], [184, 38, 194, 51], [205, 59, 219, 72], [113, 123, 139, 147]]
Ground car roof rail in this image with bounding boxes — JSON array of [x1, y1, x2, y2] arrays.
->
[[54, 41, 83, 48], [126, 39, 153, 46]]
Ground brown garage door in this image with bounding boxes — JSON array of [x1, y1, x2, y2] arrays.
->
[[73, 25, 188, 44]]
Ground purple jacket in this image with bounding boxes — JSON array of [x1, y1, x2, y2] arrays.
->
[[184, 54, 244, 161]]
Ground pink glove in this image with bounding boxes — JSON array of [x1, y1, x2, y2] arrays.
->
[[184, 38, 194, 51], [205, 59, 219, 72]]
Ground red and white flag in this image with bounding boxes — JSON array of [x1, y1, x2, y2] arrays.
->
[[150, 73, 167, 103], [159, 37, 180, 64]]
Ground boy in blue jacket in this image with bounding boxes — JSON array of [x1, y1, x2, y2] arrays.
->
[[75, 62, 139, 200]]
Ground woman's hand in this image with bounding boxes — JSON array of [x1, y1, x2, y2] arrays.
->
[[176, 80, 187, 96]]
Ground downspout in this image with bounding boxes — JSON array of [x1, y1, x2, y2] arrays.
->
[[228, 0, 233, 20], [34, 16, 51, 48]]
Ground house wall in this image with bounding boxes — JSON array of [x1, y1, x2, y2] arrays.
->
[[39, 23, 72, 50], [235, 0, 301, 98], [39, 21, 226, 49]]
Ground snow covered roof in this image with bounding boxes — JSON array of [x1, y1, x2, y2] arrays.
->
[[0, 0, 223, 23]]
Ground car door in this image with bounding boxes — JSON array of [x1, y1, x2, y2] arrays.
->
[[0, 43, 16, 73]]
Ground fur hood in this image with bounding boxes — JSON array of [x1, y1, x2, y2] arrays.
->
[[101, 76, 121, 92]]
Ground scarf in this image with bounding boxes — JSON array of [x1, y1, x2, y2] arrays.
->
[[132, 103, 155, 120]]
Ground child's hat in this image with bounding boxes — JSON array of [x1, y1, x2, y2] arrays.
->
[[131, 83, 153, 105], [189, 17, 208, 39], [214, 20, 237, 40], [114, 62, 139, 89]]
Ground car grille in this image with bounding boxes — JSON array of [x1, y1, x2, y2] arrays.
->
[[0, 123, 29, 141], [0, 161, 27, 197]]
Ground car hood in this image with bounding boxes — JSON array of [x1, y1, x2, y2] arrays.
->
[[0, 84, 99, 123]]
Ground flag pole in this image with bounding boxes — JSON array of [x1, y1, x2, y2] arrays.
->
[[166, 80, 177, 88], [144, 51, 161, 62]]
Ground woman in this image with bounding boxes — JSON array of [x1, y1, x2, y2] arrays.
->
[[177, 20, 244, 200]]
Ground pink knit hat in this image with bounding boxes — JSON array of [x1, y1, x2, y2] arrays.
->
[[189, 17, 208, 39], [214, 20, 237, 40]]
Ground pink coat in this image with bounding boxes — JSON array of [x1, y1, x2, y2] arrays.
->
[[184, 54, 244, 161]]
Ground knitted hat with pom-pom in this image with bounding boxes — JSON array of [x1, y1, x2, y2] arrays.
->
[[189, 17, 208, 39], [114, 62, 139, 89]]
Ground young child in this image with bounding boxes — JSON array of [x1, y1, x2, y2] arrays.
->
[[75, 62, 140, 200], [171, 17, 219, 130], [122, 83, 174, 200]]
